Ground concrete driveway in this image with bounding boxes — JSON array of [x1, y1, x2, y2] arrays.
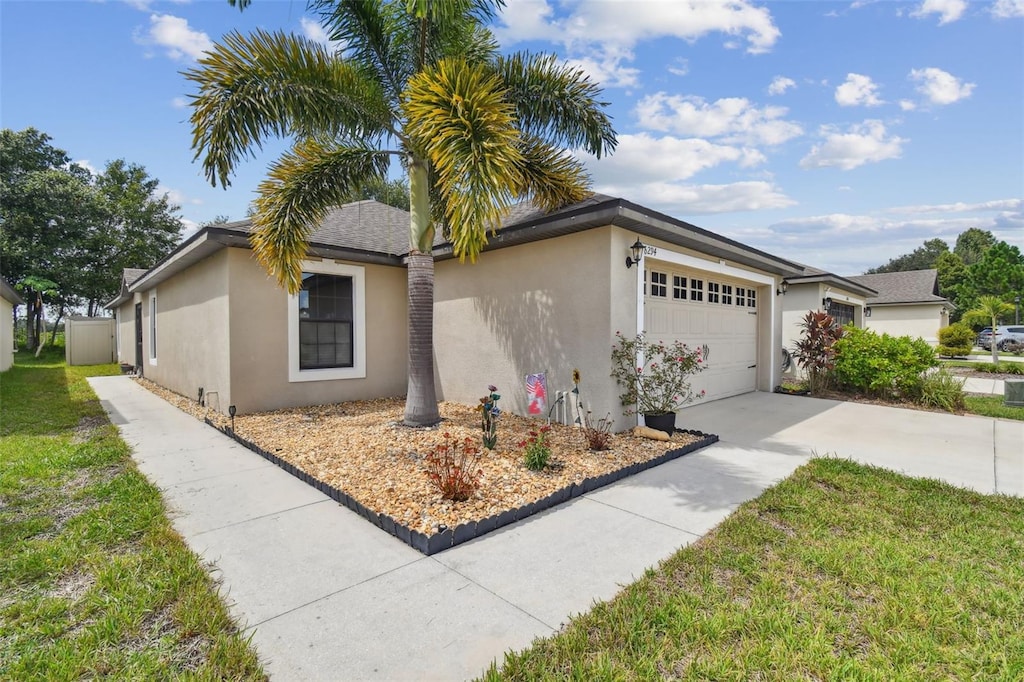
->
[[88, 377, 1023, 681]]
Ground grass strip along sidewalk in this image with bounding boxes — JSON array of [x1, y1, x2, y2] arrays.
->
[[0, 349, 264, 680], [482, 458, 1024, 681]]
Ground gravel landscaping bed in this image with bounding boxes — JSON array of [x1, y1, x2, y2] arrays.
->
[[136, 379, 707, 536]]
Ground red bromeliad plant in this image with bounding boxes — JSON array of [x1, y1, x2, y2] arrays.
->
[[793, 310, 844, 395], [424, 433, 483, 501]]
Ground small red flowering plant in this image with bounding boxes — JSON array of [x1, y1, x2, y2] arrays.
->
[[610, 331, 706, 416], [424, 433, 483, 501], [519, 425, 553, 471]]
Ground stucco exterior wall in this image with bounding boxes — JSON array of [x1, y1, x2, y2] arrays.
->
[[113, 300, 137, 367], [435, 227, 629, 430], [781, 283, 868, 375], [865, 303, 947, 344], [0, 298, 14, 372], [226, 248, 408, 414], [136, 249, 232, 410]]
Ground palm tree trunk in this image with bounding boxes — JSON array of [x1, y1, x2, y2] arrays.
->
[[404, 251, 440, 426], [403, 161, 440, 427]]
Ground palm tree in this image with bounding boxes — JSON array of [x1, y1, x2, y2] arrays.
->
[[963, 295, 1015, 363], [186, 0, 616, 426]]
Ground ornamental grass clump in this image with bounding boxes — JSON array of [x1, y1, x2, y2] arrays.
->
[[610, 332, 705, 416], [520, 426, 552, 471], [571, 368, 613, 450], [424, 433, 483, 501], [479, 385, 501, 449]]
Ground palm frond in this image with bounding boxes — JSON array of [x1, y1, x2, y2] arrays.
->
[[249, 140, 390, 293], [403, 58, 523, 261], [515, 136, 591, 212], [185, 29, 391, 188], [497, 52, 617, 158]]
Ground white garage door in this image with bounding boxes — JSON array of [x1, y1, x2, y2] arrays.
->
[[643, 265, 759, 402]]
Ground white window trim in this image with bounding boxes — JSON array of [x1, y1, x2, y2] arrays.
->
[[148, 292, 157, 365], [288, 260, 366, 383]]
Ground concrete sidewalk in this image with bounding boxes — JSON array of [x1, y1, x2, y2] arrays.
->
[[89, 377, 1023, 681], [962, 376, 1007, 395]]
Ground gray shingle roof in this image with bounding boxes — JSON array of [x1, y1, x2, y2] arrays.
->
[[846, 269, 947, 305], [124, 268, 147, 286]]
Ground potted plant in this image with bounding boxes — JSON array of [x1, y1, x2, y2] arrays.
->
[[611, 332, 706, 434]]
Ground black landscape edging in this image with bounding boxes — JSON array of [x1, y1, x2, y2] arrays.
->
[[203, 418, 717, 556]]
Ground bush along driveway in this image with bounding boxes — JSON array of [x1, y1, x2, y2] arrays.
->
[[0, 349, 265, 679]]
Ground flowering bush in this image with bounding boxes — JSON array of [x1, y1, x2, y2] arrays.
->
[[519, 426, 552, 471], [478, 385, 501, 449], [610, 332, 706, 416], [424, 433, 483, 501]]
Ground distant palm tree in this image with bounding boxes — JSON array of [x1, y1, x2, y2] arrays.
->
[[963, 295, 1014, 363], [186, 0, 616, 426]]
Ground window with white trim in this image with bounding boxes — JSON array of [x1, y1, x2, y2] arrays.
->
[[721, 284, 733, 306], [288, 260, 366, 382], [707, 281, 720, 304], [148, 293, 157, 363], [672, 275, 687, 300], [689, 278, 703, 302], [650, 270, 667, 297]]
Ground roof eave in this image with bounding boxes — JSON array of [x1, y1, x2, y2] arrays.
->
[[784, 274, 878, 297]]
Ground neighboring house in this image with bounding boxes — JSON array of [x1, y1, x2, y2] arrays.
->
[[846, 269, 952, 345], [107, 195, 803, 431], [1, 278, 25, 372], [780, 264, 877, 369]]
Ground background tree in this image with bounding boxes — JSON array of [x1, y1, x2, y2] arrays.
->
[[864, 238, 948, 274], [188, 0, 616, 426], [339, 176, 410, 211], [954, 227, 996, 266]]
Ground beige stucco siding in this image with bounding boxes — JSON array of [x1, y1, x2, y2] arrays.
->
[[865, 303, 948, 344], [781, 283, 868, 375], [136, 249, 232, 409], [114, 300, 136, 366], [226, 248, 408, 414], [435, 227, 630, 429], [0, 298, 14, 372]]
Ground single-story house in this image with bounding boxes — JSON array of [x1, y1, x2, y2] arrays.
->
[[780, 264, 878, 369], [846, 269, 952, 345], [1, 278, 24, 372], [107, 195, 804, 431]]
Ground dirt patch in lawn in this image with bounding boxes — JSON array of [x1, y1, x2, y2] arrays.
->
[[136, 379, 704, 535]]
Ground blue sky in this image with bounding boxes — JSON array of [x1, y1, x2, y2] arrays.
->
[[2, 0, 1021, 275]]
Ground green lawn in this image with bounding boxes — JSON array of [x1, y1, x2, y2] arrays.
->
[[0, 347, 265, 680], [482, 458, 1024, 681]]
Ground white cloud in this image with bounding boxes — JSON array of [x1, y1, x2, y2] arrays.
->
[[767, 76, 796, 96], [157, 185, 202, 206], [909, 67, 975, 105], [992, 0, 1024, 18], [800, 120, 906, 170], [136, 14, 212, 61], [73, 159, 98, 175], [496, 0, 781, 54], [171, 96, 188, 109], [834, 73, 883, 107], [598, 180, 796, 215], [300, 16, 345, 52], [635, 93, 803, 146], [566, 46, 641, 88], [580, 133, 764, 185], [667, 58, 689, 77], [899, 99, 917, 111], [887, 198, 1022, 214], [911, 0, 967, 24]]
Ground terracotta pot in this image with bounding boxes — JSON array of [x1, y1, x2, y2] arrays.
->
[[643, 412, 676, 436]]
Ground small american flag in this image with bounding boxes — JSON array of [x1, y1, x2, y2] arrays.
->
[[525, 372, 547, 415]]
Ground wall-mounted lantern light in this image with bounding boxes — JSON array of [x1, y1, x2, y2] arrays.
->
[[864, 306, 872, 318], [823, 297, 833, 308], [776, 279, 788, 296], [625, 237, 645, 269]]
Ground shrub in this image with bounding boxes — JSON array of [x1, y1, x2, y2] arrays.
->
[[792, 311, 844, 395], [833, 327, 937, 399], [424, 434, 482, 501], [520, 426, 552, 471], [914, 369, 966, 412], [610, 332, 705, 416], [974, 362, 1024, 375], [937, 323, 973, 358]]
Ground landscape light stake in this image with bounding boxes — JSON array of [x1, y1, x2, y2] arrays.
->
[[228, 405, 236, 432]]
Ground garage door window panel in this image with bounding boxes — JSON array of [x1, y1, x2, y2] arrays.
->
[[673, 275, 687, 300], [708, 282, 720, 304], [650, 271, 667, 297]]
